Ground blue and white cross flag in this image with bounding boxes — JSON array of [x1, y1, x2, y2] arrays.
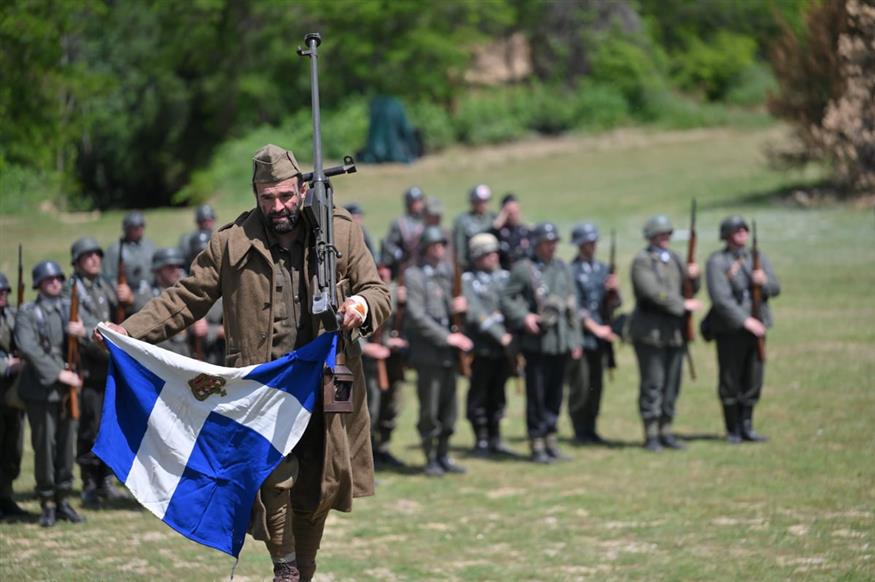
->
[[94, 324, 337, 557]]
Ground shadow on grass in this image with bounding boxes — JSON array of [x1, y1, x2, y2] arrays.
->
[[701, 179, 833, 210]]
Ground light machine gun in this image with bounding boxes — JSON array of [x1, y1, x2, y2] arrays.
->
[[298, 32, 358, 412]]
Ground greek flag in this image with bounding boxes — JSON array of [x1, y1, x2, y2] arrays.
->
[[94, 324, 336, 557]]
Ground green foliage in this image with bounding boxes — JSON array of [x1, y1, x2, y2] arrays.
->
[[589, 36, 667, 111], [724, 62, 778, 108], [453, 90, 528, 145], [511, 84, 579, 135], [672, 32, 758, 101], [406, 101, 455, 153], [572, 83, 631, 129], [0, 164, 60, 214]]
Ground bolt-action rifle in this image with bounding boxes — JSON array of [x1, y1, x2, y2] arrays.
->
[[298, 32, 358, 412], [600, 229, 618, 380], [751, 221, 766, 362], [17, 245, 24, 310], [682, 199, 697, 381], [115, 238, 127, 323], [66, 282, 81, 420]]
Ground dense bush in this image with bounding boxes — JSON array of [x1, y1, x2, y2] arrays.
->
[[672, 32, 758, 101], [723, 62, 778, 107], [572, 83, 630, 130], [453, 90, 528, 145], [588, 36, 666, 112], [405, 101, 455, 153], [511, 84, 579, 135]]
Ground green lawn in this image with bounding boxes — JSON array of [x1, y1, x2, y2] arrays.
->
[[1, 125, 873, 580]]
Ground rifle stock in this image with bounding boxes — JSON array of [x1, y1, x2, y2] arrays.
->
[[683, 199, 697, 380], [66, 282, 81, 420], [751, 221, 766, 362], [451, 258, 472, 378]]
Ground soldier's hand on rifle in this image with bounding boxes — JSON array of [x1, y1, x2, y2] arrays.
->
[[752, 268, 768, 286], [92, 322, 128, 346], [571, 346, 583, 360], [605, 273, 619, 291], [387, 336, 408, 351], [500, 333, 513, 347], [684, 298, 703, 312], [447, 332, 473, 352], [523, 313, 541, 335], [3, 355, 21, 376], [339, 296, 368, 331], [395, 285, 407, 304], [116, 282, 133, 305], [66, 320, 86, 338], [191, 318, 208, 338], [687, 262, 700, 279], [593, 323, 617, 342], [362, 342, 390, 360], [744, 317, 766, 338], [58, 369, 83, 388], [452, 296, 467, 314]]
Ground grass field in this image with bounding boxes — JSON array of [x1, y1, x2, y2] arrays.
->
[[1, 125, 874, 580]]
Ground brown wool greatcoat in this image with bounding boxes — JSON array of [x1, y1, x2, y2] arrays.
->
[[122, 207, 391, 515]]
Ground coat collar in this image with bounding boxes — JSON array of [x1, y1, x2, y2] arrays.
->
[[226, 209, 274, 268]]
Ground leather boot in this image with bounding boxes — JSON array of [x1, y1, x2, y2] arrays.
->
[[530, 437, 552, 464], [471, 424, 490, 457], [55, 494, 86, 524], [658, 419, 686, 450], [722, 404, 742, 444], [39, 499, 56, 528], [273, 560, 301, 582], [740, 405, 768, 442], [422, 439, 444, 477], [81, 466, 101, 509], [487, 424, 514, 456], [98, 465, 129, 500], [643, 420, 661, 452], [436, 436, 466, 474], [0, 497, 31, 519], [545, 433, 570, 461]]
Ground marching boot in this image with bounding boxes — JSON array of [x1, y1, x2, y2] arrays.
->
[[530, 437, 552, 464], [98, 465, 129, 500], [39, 498, 56, 528], [487, 423, 515, 456], [436, 436, 466, 474], [0, 497, 31, 519], [273, 560, 301, 582], [81, 466, 101, 509], [658, 419, 686, 450], [55, 493, 86, 524], [544, 433, 570, 461], [722, 404, 742, 444], [422, 439, 444, 478], [643, 420, 662, 452], [471, 424, 490, 457], [740, 405, 768, 443]]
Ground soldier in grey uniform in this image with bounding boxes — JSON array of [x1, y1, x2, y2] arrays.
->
[[132, 248, 192, 357], [462, 233, 514, 456], [405, 226, 473, 477], [185, 233, 226, 366], [566, 223, 621, 445], [178, 204, 217, 268], [0, 272, 29, 519], [501, 223, 582, 463], [66, 237, 128, 507], [381, 186, 426, 279], [629, 215, 702, 452], [14, 260, 85, 526], [704, 216, 780, 443], [103, 210, 157, 318], [452, 184, 497, 271]]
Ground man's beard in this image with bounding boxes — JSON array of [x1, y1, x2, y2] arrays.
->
[[268, 207, 300, 233]]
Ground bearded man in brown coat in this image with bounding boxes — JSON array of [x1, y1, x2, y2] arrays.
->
[[97, 144, 391, 582]]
